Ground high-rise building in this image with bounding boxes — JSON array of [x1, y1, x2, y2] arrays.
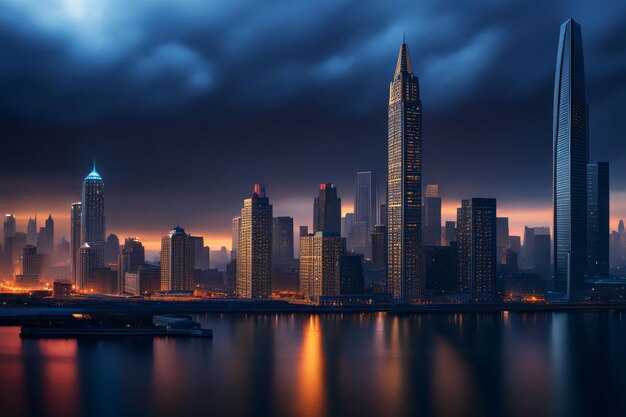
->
[[272, 216, 294, 265], [82, 163, 106, 245], [160, 226, 194, 292], [509, 236, 522, 254], [444, 221, 456, 246], [587, 162, 609, 277], [26, 216, 37, 246], [3, 214, 16, 245], [236, 184, 273, 298], [371, 225, 387, 270], [355, 172, 377, 256], [313, 183, 341, 235], [299, 232, 343, 303], [496, 217, 509, 264], [104, 234, 120, 266], [22, 245, 39, 276], [118, 237, 145, 294], [299, 225, 309, 238], [340, 254, 364, 295], [423, 184, 442, 246], [70, 202, 82, 286], [190, 236, 209, 270], [78, 242, 103, 290], [3, 214, 16, 270], [456, 199, 497, 302], [231, 216, 241, 261], [387, 40, 423, 302], [379, 203, 388, 226], [553, 19, 588, 301]]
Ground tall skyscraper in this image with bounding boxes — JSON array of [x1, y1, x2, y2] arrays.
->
[[553, 19, 588, 300], [70, 202, 82, 286], [444, 221, 456, 246], [26, 216, 37, 246], [160, 226, 194, 292], [272, 216, 294, 265], [118, 237, 145, 293], [191, 236, 210, 270], [3, 214, 16, 256], [313, 183, 341, 235], [587, 162, 609, 277], [423, 184, 442, 246], [237, 184, 273, 298], [299, 232, 343, 303], [78, 242, 103, 290], [82, 163, 106, 245], [36, 215, 54, 257], [387, 40, 422, 302], [456, 199, 497, 302]]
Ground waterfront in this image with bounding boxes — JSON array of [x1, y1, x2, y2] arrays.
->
[[0, 312, 624, 417]]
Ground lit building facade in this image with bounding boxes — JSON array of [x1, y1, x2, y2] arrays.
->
[[387, 40, 423, 302], [299, 232, 343, 303], [160, 226, 194, 292], [82, 163, 106, 245], [553, 19, 588, 300], [236, 184, 273, 298]]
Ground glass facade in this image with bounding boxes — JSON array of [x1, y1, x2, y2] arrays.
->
[[387, 42, 423, 302], [553, 19, 588, 300]]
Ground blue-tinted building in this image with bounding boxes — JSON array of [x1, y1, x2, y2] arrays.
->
[[553, 19, 588, 301], [82, 163, 106, 245], [587, 162, 609, 277]]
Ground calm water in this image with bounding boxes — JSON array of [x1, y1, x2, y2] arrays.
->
[[0, 312, 625, 417]]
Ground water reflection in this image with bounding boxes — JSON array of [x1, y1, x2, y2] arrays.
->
[[0, 312, 624, 417]]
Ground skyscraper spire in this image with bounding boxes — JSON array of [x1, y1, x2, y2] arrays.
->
[[394, 41, 412, 77]]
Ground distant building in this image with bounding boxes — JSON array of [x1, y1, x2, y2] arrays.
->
[[231, 216, 241, 261], [26, 216, 37, 246], [509, 236, 521, 254], [104, 234, 120, 266], [272, 216, 294, 265], [340, 254, 364, 294], [236, 184, 273, 298], [70, 202, 82, 286], [78, 242, 103, 290], [457, 198, 497, 302], [118, 237, 145, 293], [423, 184, 442, 246], [313, 183, 341, 235], [371, 225, 387, 270], [534, 234, 551, 281], [3, 214, 16, 247], [299, 232, 343, 303], [37, 215, 54, 257], [299, 225, 309, 238], [387, 40, 422, 302], [22, 245, 39, 277], [496, 217, 509, 264], [444, 221, 456, 246], [355, 172, 377, 257], [53, 281, 72, 298], [191, 236, 210, 270], [587, 162, 609, 277]]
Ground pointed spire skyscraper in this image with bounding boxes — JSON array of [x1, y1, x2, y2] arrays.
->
[[387, 39, 423, 302]]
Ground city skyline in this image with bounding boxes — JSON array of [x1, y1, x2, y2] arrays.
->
[[2, 2, 626, 253]]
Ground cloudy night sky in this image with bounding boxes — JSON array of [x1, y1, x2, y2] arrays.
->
[[1, 0, 626, 254]]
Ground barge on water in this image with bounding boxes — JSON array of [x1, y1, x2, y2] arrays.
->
[[20, 314, 212, 339]]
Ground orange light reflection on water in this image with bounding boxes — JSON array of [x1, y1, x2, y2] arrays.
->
[[296, 315, 325, 417]]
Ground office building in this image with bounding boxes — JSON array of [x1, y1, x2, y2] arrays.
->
[[299, 232, 343, 302], [496, 217, 509, 264], [272, 216, 294, 265], [125, 266, 161, 296], [457, 199, 497, 302], [355, 171, 377, 256], [191, 236, 210, 270], [37, 214, 54, 257], [313, 183, 341, 235], [444, 221, 456, 246], [534, 234, 551, 281], [379, 203, 387, 226], [82, 163, 106, 245], [26, 216, 37, 246], [104, 234, 119, 266], [423, 184, 442, 246], [78, 242, 103, 290], [340, 254, 364, 295], [387, 40, 423, 302], [553, 19, 588, 300], [587, 162, 609, 277], [236, 184, 273, 298], [160, 226, 194, 292], [371, 225, 387, 270]]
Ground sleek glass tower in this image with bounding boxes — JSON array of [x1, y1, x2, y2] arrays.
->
[[553, 19, 588, 300], [387, 40, 422, 302], [82, 163, 106, 245]]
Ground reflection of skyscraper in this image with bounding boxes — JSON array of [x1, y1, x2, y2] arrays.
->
[[387, 40, 422, 302], [160, 226, 194, 292], [423, 185, 441, 246], [70, 202, 82, 286], [313, 183, 341, 235], [553, 19, 588, 300], [237, 184, 273, 298], [587, 162, 609, 277], [272, 216, 294, 265]]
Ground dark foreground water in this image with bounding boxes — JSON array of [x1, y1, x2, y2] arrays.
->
[[1, 312, 625, 417]]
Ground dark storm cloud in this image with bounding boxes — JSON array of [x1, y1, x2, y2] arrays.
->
[[1, 0, 626, 241]]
